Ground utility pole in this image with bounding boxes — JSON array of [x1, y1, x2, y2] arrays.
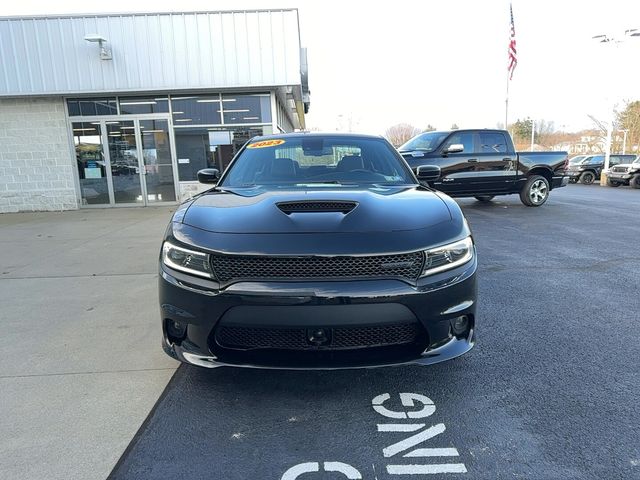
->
[[530, 119, 535, 150]]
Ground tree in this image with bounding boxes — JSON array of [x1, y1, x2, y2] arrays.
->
[[384, 123, 421, 147], [509, 117, 556, 149], [617, 100, 640, 153]]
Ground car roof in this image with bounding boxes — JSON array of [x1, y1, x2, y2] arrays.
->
[[248, 132, 386, 142]]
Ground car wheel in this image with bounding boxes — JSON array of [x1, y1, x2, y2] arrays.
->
[[520, 175, 550, 207], [606, 178, 621, 187], [579, 171, 595, 185], [630, 174, 640, 189], [474, 195, 495, 202]]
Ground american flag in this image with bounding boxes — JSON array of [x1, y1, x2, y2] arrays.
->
[[508, 3, 517, 80]]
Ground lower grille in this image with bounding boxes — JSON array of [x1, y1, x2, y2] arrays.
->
[[215, 323, 422, 351], [210, 252, 425, 284]]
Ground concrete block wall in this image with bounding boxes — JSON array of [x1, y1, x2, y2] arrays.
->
[[0, 97, 78, 213]]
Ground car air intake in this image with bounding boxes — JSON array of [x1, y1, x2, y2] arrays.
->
[[210, 251, 425, 284], [276, 200, 357, 214], [215, 323, 422, 351]]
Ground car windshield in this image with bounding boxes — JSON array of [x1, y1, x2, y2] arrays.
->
[[398, 131, 449, 152], [581, 156, 603, 164], [221, 136, 415, 187], [568, 156, 586, 164]]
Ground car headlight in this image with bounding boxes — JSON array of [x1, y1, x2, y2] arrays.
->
[[162, 241, 212, 278], [421, 237, 474, 277]]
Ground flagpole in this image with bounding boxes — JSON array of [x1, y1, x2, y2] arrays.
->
[[505, 72, 510, 129]]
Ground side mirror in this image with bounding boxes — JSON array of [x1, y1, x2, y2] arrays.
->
[[416, 165, 441, 181], [197, 168, 220, 184], [444, 143, 464, 154]]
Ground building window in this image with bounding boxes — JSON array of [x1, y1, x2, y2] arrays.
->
[[68, 98, 118, 116], [222, 93, 271, 124], [174, 126, 271, 181], [171, 95, 222, 125], [119, 96, 169, 115]]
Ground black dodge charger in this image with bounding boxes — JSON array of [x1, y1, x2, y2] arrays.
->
[[159, 133, 477, 369]]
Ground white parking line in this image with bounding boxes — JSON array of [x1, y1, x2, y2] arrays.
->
[[387, 464, 468, 475], [404, 448, 460, 458]]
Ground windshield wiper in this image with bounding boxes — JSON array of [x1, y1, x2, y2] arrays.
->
[[298, 180, 348, 185]]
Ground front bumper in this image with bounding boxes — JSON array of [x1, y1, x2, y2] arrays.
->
[[159, 257, 477, 369], [607, 172, 632, 181]]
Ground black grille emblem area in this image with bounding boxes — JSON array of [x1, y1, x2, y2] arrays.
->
[[306, 328, 331, 346], [277, 200, 357, 214], [210, 252, 425, 284]]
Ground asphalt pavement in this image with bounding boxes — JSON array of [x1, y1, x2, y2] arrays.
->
[[107, 185, 640, 480]]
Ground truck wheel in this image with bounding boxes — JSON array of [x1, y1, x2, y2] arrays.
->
[[630, 174, 640, 189], [474, 195, 495, 202], [579, 171, 595, 185], [606, 178, 621, 187], [520, 175, 550, 207]]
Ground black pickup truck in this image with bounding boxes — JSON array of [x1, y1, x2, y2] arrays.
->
[[398, 129, 569, 206]]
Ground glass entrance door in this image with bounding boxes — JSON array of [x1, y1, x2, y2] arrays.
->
[[106, 120, 143, 204], [80, 116, 177, 206], [139, 119, 176, 203]]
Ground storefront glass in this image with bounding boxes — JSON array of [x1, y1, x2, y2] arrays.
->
[[73, 122, 109, 205]]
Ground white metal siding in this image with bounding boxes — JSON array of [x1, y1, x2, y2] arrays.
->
[[0, 10, 302, 96]]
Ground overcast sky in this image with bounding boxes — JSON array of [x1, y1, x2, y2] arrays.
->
[[3, 0, 640, 134]]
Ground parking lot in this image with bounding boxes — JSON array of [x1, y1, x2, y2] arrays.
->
[[2, 185, 639, 480]]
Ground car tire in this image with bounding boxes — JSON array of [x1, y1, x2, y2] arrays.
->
[[579, 171, 596, 185], [630, 174, 640, 189], [606, 178, 621, 187], [474, 195, 495, 202], [520, 175, 550, 207]]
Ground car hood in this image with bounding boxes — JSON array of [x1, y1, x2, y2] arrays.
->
[[180, 185, 452, 234]]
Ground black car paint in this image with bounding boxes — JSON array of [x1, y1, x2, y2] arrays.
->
[[159, 133, 477, 369], [399, 129, 569, 197]]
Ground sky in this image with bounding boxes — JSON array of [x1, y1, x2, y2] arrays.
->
[[2, 0, 640, 134]]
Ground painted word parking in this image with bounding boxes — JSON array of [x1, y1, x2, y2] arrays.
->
[[281, 393, 466, 478]]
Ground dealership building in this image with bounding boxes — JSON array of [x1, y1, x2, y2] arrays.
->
[[0, 9, 310, 212]]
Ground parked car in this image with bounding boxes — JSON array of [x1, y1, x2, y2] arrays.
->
[[607, 156, 640, 188], [566, 154, 636, 184], [568, 155, 587, 166], [398, 129, 569, 206], [159, 133, 477, 369]]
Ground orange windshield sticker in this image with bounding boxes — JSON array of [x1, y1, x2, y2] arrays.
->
[[247, 139, 286, 149]]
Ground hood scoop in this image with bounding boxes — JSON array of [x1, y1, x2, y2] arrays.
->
[[276, 200, 358, 215]]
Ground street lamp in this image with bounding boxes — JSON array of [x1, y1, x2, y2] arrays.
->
[[591, 28, 639, 185]]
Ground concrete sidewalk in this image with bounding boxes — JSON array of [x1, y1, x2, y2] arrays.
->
[[0, 207, 179, 480]]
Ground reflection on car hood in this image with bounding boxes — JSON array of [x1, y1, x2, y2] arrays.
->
[[180, 185, 452, 234]]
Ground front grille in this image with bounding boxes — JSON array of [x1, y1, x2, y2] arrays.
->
[[215, 323, 422, 351], [210, 252, 424, 284], [277, 200, 357, 214], [610, 166, 628, 173]]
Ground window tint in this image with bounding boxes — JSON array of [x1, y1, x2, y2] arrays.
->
[[222, 94, 272, 124], [399, 131, 448, 152], [443, 133, 474, 153], [222, 136, 414, 187], [479, 132, 508, 153], [171, 95, 222, 125], [67, 98, 117, 116], [119, 97, 169, 114]]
